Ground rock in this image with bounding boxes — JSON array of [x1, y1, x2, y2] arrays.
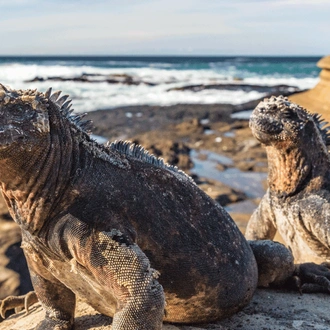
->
[[167, 83, 301, 97], [0, 267, 20, 300], [132, 135, 193, 171], [289, 55, 330, 121], [215, 163, 228, 171], [195, 177, 246, 206], [0, 196, 33, 299], [87, 104, 234, 140], [26, 76, 45, 82], [174, 118, 204, 136], [1, 290, 329, 330], [235, 161, 255, 171], [25, 73, 156, 86]]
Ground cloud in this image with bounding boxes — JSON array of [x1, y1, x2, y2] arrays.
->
[[273, 0, 330, 5], [0, 0, 328, 55]]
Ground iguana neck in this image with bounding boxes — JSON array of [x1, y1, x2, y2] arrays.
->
[[266, 141, 330, 197], [0, 116, 81, 234]]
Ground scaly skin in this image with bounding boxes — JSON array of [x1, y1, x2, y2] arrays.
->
[[0, 86, 329, 329], [246, 96, 330, 265]]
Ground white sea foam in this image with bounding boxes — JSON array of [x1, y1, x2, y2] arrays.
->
[[0, 62, 319, 113], [244, 76, 318, 90]]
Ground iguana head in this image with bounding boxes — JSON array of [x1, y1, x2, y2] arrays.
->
[[0, 84, 91, 156], [0, 83, 49, 151], [0, 84, 91, 233], [249, 95, 330, 148], [250, 96, 330, 196]]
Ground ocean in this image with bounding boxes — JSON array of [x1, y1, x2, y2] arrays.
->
[[0, 56, 321, 113]]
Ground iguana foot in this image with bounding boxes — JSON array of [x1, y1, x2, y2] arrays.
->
[[35, 318, 73, 330], [294, 262, 330, 293], [0, 291, 38, 318]]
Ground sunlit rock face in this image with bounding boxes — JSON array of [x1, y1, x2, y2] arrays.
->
[[289, 55, 330, 121]]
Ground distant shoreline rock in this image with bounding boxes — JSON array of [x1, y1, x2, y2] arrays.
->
[[25, 73, 156, 86], [167, 83, 302, 95], [25, 74, 303, 99], [290, 55, 330, 120]]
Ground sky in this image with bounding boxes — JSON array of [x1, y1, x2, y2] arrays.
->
[[0, 0, 329, 56]]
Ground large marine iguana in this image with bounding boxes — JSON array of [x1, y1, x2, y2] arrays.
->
[[0, 85, 329, 330], [246, 96, 330, 266]]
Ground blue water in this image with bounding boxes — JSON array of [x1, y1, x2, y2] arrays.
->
[[0, 56, 321, 112], [191, 150, 267, 199], [0, 55, 321, 76]]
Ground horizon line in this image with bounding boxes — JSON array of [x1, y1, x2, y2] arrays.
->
[[0, 54, 324, 58]]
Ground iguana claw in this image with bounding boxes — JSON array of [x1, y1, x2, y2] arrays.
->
[[0, 291, 38, 318], [294, 263, 330, 293]]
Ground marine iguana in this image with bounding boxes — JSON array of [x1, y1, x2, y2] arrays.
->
[[246, 96, 330, 266], [0, 85, 329, 330]]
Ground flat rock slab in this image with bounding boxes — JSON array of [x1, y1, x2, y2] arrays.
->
[[0, 289, 329, 330]]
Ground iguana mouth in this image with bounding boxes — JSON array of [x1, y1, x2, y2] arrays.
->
[[250, 115, 284, 135]]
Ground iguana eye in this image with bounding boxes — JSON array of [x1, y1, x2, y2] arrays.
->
[[10, 106, 24, 117], [9, 104, 35, 122], [282, 110, 298, 121]]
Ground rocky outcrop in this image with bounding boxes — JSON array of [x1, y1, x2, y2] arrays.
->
[[87, 103, 235, 140], [289, 55, 330, 121], [168, 83, 301, 96], [25, 73, 156, 86], [0, 290, 329, 330]]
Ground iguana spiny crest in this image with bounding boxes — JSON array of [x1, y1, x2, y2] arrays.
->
[[0, 83, 192, 182], [0, 83, 90, 151]]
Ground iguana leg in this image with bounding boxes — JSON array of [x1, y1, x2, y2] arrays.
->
[[0, 291, 38, 318], [294, 262, 330, 293], [26, 261, 76, 330], [249, 241, 330, 293], [248, 240, 295, 287], [78, 230, 165, 330], [245, 192, 277, 240]]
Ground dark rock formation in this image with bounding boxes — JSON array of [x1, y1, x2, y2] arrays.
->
[[167, 83, 302, 96], [25, 73, 156, 86]]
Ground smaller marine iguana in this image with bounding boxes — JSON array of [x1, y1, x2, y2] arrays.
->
[[0, 86, 329, 330], [246, 96, 330, 271]]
